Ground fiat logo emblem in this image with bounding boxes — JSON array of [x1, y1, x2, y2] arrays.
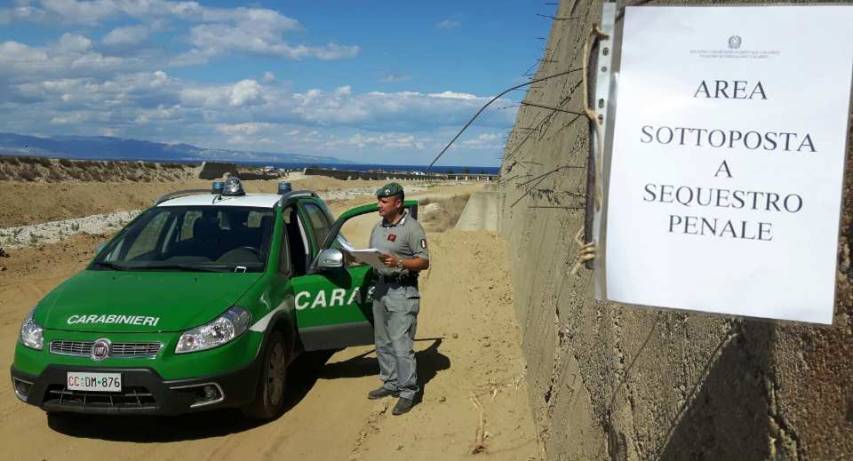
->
[[91, 338, 111, 361]]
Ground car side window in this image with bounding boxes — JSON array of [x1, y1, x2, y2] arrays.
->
[[301, 202, 332, 250]]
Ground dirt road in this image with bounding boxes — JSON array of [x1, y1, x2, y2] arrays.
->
[[0, 181, 538, 461]]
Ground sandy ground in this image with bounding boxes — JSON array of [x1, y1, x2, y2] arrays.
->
[[0, 179, 538, 461], [0, 181, 478, 248], [0, 176, 481, 228]]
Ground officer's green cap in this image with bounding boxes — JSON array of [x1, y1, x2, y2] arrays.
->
[[376, 182, 404, 198]]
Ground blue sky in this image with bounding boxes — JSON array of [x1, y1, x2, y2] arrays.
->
[[0, 1, 553, 166]]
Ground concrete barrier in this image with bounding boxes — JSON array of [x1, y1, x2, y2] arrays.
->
[[304, 167, 498, 182], [455, 190, 501, 231], [198, 161, 238, 180]]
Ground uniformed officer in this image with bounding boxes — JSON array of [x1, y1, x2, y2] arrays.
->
[[367, 182, 429, 415]]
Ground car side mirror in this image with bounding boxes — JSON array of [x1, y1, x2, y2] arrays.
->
[[316, 248, 343, 270]]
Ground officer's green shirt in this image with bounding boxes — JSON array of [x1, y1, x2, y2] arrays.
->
[[369, 210, 429, 277]]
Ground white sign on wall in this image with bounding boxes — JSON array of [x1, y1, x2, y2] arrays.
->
[[604, 6, 852, 324]]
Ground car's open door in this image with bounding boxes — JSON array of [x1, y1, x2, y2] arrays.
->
[[291, 200, 418, 351], [321, 199, 419, 250]]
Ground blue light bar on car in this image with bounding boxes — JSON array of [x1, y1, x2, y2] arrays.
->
[[212, 181, 224, 194], [277, 181, 292, 194], [223, 177, 245, 196]]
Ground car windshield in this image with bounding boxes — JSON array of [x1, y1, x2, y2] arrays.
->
[[91, 206, 275, 273]]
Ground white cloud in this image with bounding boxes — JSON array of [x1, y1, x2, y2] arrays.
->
[[222, 135, 274, 146], [380, 73, 411, 83], [56, 32, 92, 52], [436, 19, 461, 29], [178, 86, 226, 108], [0, 2, 49, 24], [180, 19, 359, 63], [428, 90, 479, 100], [215, 122, 271, 136], [283, 87, 505, 128], [134, 105, 181, 124], [0, 33, 130, 79], [0, 41, 48, 70], [11, 70, 182, 111], [5, 1, 358, 64], [462, 132, 503, 149], [151, 70, 169, 85], [9, 0, 204, 25], [309, 43, 360, 60], [0, 2, 510, 165], [3, 0, 280, 26], [330, 132, 427, 151], [228, 80, 263, 106], [5, 69, 514, 142], [178, 79, 266, 108], [0, 4, 519, 164], [39, 0, 120, 25], [215, 122, 276, 145], [50, 111, 89, 124], [102, 24, 149, 46]]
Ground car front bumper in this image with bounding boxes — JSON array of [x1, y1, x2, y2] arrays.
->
[[10, 360, 261, 415]]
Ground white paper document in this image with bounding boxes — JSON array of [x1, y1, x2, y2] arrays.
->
[[603, 6, 852, 324], [336, 236, 387, 271]]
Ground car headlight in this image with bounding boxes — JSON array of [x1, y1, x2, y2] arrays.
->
[[20, 311, 44, 350], [175, 307, 251, 354]]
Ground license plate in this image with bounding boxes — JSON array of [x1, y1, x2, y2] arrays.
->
[[67, 372, 122, 392]]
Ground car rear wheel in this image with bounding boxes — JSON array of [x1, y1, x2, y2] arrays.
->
[[242, 331, 288, 420]]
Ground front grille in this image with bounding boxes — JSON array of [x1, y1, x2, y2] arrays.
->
[[50, 340, 162, 358], [50, 340, 93, 356], [45, 385, 156, 409], [109, 342, 163, 357]]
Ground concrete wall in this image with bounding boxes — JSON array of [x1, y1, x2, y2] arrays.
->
[[499, 1, 852, 459], [303, 167, 497, 182], [455, 189, 501, 232], [198, 161, 238, 180]]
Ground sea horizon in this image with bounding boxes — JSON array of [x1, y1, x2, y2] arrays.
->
[[0, 152, 501, 176]]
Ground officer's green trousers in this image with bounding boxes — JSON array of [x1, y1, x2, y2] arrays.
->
[[372, 283, 420, 400]]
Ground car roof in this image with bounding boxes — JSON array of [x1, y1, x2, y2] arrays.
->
[[157, 193, 283, 209]]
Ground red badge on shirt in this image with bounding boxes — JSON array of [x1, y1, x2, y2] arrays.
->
[[387, 234, 397, 242]]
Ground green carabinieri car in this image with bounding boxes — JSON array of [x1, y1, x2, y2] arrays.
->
[[10, 178, 417, 419]]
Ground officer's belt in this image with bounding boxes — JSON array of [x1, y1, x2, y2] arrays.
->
[[376, 273, 418, 286]]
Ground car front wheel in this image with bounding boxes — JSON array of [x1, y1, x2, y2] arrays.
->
[[242, 331, 288, 420]]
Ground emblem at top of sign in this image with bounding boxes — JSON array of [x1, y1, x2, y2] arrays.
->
[[728, 35, 742, 50]]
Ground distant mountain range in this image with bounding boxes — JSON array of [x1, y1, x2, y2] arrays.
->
[[0, 132, 346, 165]]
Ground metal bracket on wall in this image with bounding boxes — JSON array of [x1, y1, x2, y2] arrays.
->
[[582, 2, 617, 271]]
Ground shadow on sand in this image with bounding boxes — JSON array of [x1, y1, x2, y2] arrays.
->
[[46, 338, 450, 442], [320, 337, 451, 398], [46, 350, 336, 442]]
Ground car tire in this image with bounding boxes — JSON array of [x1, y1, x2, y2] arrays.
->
[[242, 331, 288, 420]]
